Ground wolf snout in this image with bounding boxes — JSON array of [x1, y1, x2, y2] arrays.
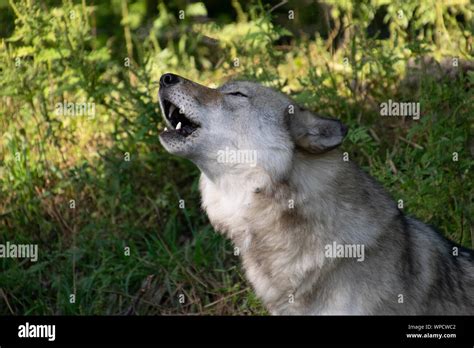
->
[[160, 73, 181, 87], [340, 123, 348, 137]]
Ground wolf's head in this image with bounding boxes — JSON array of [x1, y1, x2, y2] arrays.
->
[[158, 73, 347, 181]]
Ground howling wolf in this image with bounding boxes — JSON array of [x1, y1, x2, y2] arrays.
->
[[158, 73, 474, 315]]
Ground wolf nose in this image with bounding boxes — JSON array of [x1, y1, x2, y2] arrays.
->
[[160, 73, 180, 87]]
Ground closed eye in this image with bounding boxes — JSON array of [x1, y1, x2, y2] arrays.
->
[[226, 91, 248, 98]]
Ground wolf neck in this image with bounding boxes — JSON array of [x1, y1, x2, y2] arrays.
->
[[200, 149, 364, 239], [199, 149, 398, 313]]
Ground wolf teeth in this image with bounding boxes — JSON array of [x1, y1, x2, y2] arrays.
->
[[176, 122, 182, 130], [169, 104, 176, 118], [164, 127, 168, 131]]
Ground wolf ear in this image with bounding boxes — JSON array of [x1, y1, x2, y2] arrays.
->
[[288, 108, 348, 154]]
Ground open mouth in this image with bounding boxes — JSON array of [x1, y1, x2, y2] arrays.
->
[[161, 99, 200, 137]]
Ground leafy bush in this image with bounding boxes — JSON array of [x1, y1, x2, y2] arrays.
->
[[0, 0, 472, 314]]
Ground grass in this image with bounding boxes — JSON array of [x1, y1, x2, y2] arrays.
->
[[0, 0, 472, 315]]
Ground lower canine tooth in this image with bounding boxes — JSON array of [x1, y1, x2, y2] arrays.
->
[[176, 122, 182, 130], [164, 127, 168, 131]]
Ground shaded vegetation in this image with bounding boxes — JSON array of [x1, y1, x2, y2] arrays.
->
[[0, 0, 473, 314]]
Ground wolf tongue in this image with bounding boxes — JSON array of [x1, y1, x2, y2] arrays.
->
[[182, 124, 194, 135]]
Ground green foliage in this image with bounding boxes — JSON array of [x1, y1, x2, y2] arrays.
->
[[0, 0, 472, 315]]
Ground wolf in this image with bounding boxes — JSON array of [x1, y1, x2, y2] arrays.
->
[[158, 73, 474, 315]]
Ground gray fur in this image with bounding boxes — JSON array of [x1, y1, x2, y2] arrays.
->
[[158, 74, 474, 315]]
